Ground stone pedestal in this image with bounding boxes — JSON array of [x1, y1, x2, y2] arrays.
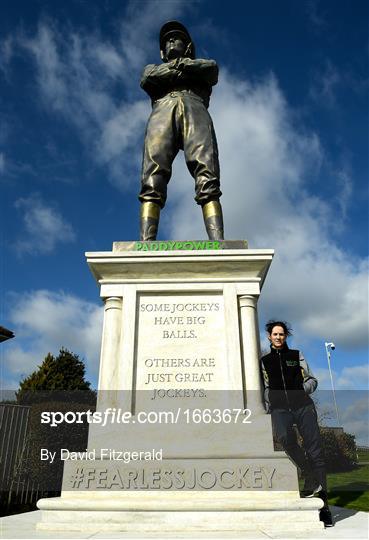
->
[[37, 243, 323, 534]]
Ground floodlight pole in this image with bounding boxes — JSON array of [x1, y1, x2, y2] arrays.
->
[[325, 342, 340, 426]]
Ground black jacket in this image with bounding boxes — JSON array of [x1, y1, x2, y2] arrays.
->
[[261, 345, 317, 411]]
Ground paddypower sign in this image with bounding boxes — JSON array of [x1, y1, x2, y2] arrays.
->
[[112, 240, 248, 252], [135, 241, 223, 251]]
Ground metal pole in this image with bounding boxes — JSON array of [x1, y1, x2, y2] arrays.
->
[[325, 345, 340, 425]]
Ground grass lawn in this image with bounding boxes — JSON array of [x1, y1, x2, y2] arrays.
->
[[327, 463, 369, 512], [357, 448, 369, 462]]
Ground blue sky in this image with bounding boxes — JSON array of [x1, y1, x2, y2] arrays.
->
[[0, 1, 368, 443]]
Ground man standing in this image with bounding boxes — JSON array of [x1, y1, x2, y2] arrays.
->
[[260, 320, 333, 527], [138, 21, 224, 241]]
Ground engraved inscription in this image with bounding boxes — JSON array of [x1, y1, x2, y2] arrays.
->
[[68, 465, 276, 490], [135, 294, 228, 408]]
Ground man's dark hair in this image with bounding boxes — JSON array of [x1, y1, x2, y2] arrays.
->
[[265, 320, 292, 336]]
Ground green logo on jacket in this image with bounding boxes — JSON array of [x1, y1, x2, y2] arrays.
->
[[286, 360, 298, 367]]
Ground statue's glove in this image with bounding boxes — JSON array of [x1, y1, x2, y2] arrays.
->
[[168, 58, 181, 70], [174, 58, 218, 86], [175, 57, 191, 71]]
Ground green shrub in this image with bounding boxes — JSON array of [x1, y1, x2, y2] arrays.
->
[[12, 349, 96, 495], [273, 426, 358, 473], [321, 429, 357, 472], [20, 399, 95, 493]]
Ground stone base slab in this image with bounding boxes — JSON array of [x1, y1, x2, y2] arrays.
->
[[37, 492, 324, 533], [36, 246, 323, 535]]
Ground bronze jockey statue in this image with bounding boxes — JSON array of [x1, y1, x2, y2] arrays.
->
[[138, 21, 224, 241]]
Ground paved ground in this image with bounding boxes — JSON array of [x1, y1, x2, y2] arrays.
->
[[0, 506, 368, 540]]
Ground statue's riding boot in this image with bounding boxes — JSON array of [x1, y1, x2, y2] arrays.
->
[[202, 200, 224, 240], [140, 202, 161, 241]]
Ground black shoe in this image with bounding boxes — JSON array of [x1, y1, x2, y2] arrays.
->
[[319, 507, 333, 527], [301, 482, 323, 497]]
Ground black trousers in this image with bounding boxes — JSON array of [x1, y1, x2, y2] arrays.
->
[[139, 91, 221, 208], [271, 403, 326, 487]]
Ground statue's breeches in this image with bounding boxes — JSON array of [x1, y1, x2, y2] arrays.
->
[[139, 92, 221, 208]]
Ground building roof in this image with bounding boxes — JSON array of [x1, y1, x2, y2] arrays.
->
[[0, 326, 15, 343]]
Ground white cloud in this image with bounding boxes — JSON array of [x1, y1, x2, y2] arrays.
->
[[310, 60, 341, 107], [336, 168, 353, 219], [93, 42, 124, 79], [340, 397, 369, 445], [305, 0, 327, 30], [309, 58, 368, 110], [14, 1, 191, 189], [4, 290, 103, 386], [0, 36, 14, 77], [98, 100, 149, 184], [336, 365, 369, 390], [119, 0, 192, 74], [313, 368, 334, 391], [163, 72, 368, 350], [14, 193, 75, 255], [314, 365, 369, 391], [311, 375, 368, 443], [4, 5, 366, 352], [341, 396, 368, 423], [0, 377, 19, 394], [317, 394, 369, 445]]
